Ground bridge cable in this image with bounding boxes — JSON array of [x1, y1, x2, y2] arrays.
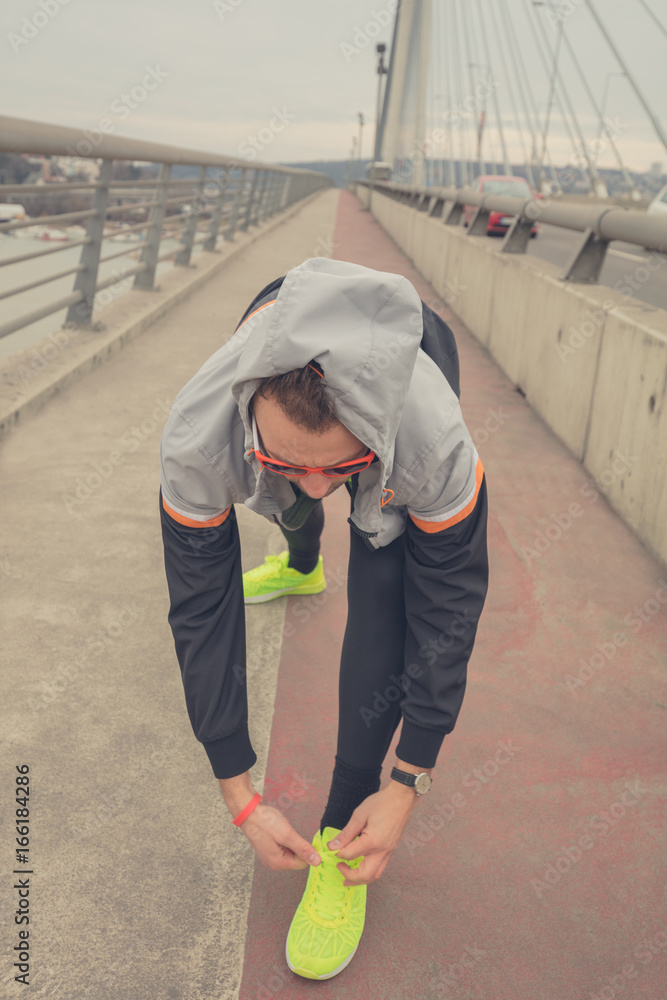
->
[[584, 0, 667, 156], [557, 27, 639, 197], [488, 0, 536, 187], [498, 0, 559, 187], [473, 0, 512, 175], [520, 0, 596, 193], [637, 0, 667, 44]]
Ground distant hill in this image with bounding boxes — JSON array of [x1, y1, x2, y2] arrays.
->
[[171, 158, 664, 197], [280, 160, 369, 187]]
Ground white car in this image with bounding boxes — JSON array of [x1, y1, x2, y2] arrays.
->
[[647, 184, 667, 217]]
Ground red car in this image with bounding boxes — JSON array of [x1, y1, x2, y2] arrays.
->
[[463, 175, 540, 237]]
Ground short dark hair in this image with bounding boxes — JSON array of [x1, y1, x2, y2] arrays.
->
[[253, 364, 338, 433]]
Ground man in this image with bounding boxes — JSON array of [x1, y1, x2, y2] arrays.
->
[[159, 257, 489, 980]]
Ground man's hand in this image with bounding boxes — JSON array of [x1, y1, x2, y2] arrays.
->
[[218, 771, 321, 873], [239, 803, 322, 872], [325, 781, 419, 886]]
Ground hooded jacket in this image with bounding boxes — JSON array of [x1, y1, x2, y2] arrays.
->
[[159, 258, 489, 779]]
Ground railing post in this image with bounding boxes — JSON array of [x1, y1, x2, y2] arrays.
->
[[500, 215, 535, 254], [562, 228, 610, 283], [224, 168, 245, 241], [64, 158, 112, 326], [175, 165, 206, 266], [279, 176, 290, 210], [134, 162, 171, 288], [241, 170, 261, 231], [253, 170, 270, 226], [203, 167, 230, 251], [261, 172, 276, 221], [443, 199, 464, 226]]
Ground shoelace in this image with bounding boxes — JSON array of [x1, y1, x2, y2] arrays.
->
[[311, 851, 349, 922], [251, 554, 287, 580]]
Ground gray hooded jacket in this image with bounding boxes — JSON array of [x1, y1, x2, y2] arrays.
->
[[159, 258, 489, 778]]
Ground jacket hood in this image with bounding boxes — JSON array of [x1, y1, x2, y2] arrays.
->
[[231, 258, 424, 487]]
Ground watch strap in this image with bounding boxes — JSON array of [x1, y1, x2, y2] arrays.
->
[[390, 767, 417, 787]]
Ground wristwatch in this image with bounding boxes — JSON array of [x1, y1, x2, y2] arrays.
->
[[390, 767, 432, 795]]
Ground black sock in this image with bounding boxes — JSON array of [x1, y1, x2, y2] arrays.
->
[[287, 550, 319, 574], [279, 489, 324, 575], [320, 756, 382, 835]]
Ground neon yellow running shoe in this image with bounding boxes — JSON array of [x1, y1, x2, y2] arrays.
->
[[285, 826, 366, 980], [242, 550, 326, 605]]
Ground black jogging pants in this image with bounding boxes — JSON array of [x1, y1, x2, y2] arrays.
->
[[278, 482, 405, 773]]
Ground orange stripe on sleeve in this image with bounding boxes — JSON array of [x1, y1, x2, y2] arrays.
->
[[162, 495, 231, 528], [409, 458, 484, 533]]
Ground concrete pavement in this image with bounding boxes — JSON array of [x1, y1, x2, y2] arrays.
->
[[1, 188, 341, 1000], [1, 187, 665, 1000]]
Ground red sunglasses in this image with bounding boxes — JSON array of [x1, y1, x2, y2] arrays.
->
[[250, 413, 375, 478]]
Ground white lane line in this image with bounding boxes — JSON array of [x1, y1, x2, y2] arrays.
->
[[608, 249, 650, 263]]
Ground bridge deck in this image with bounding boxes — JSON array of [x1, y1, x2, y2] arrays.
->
[[2, 188, 665, 1000]]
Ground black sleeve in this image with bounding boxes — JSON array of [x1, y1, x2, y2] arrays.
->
[[159, 489, 257, 779], [395, 473, 490, 769]]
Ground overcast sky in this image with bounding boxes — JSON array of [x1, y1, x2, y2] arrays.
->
[[1, 0, 666, 172]]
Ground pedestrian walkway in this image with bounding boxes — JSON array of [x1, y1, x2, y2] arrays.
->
[[1, 187, 664, 1000], [240, 192, 667, 1000]]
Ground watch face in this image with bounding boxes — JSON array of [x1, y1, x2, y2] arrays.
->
[[415, 772, 432, 794]]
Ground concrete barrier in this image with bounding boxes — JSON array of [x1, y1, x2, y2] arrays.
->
[[357, 183, 667, 569]]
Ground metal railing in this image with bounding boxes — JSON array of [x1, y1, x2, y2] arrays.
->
[[0, 115, 333, 342], [359, 180, 667, 283]]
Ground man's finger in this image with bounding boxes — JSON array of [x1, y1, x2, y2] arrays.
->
[[282, 829, 321, 867], [339, 855, 379, 887], [333, 830, 368, 860], [276, 850, 309, 872], [327, 818, 364, 854]]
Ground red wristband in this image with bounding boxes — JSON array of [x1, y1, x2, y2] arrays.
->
[[232, 792, 262, 827]]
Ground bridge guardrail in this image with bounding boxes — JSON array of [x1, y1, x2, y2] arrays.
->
[[358, 180, 667, 283], [0, 114, 332, 343]]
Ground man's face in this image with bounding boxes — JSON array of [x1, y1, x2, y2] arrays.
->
[[252, 393, 369, 500]]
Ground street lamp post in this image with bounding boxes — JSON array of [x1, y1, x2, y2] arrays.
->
[[357, 112, 364, 183], [344, 135, 357, 188], [468, 62, 491, 177], [596, 71, 625, 163], [368, 43, 388, 213]]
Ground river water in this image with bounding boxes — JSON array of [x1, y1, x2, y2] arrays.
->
[[0, 235, 190, 365]]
